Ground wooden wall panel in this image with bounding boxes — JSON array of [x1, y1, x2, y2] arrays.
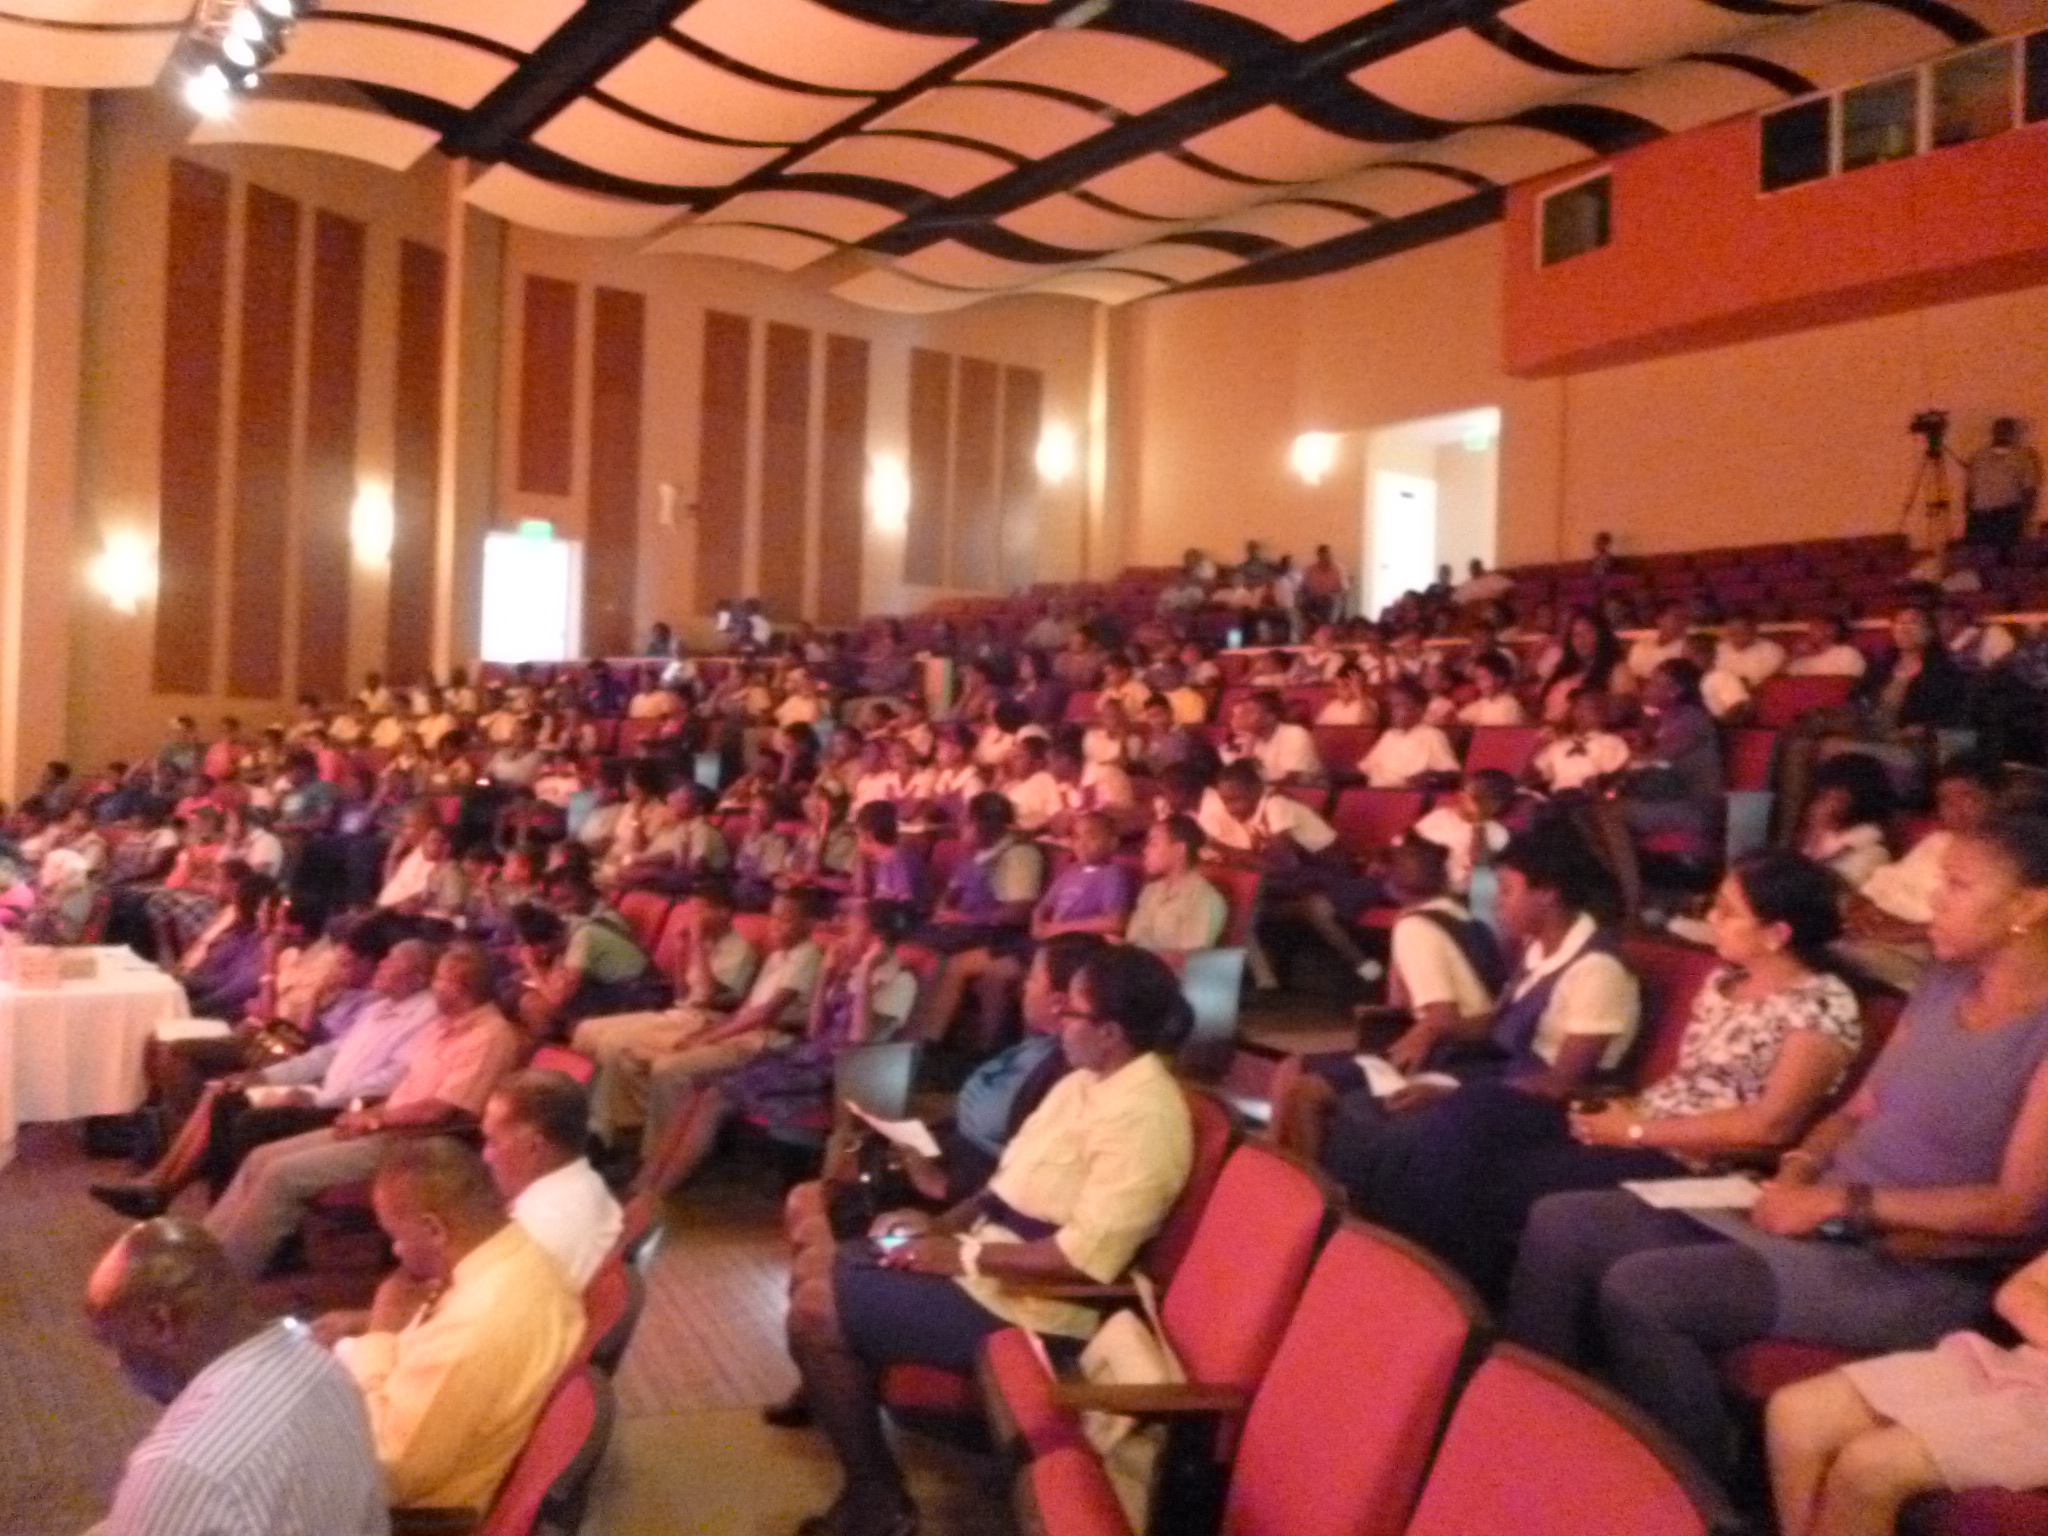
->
[[694, 310, 750, 612], [817, 334, 869, 627], [388, 239, 444, 684], [952, 357, 1000, 591], [999, 366, 1043, 593], [299, 210, 363, 702], [226, 184, 299, 699], [905, 348, 951, 589], [517, 274, 578, 495], [759, 322, 811, 621], [154, 160, 231, 695], [586, 287, 645, 658]]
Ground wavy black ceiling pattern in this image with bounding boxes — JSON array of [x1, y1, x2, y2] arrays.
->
[[10, 0, 2032, 309]]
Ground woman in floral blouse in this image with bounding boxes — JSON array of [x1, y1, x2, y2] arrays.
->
[[1356, 847, 1862, 1300]]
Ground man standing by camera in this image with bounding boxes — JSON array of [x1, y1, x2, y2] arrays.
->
[[1963, 416, 2040, 545]]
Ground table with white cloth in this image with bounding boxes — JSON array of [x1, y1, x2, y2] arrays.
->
[[0, 947, 188, 1168]]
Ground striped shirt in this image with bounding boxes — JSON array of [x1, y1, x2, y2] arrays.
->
[[104, 1319, 387, 1536]]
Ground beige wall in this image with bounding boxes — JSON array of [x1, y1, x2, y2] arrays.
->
[[492, 229, 1100, 644], [1110, 222, 2048, 589]]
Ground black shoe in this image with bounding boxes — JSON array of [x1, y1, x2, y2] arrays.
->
[[90, 1181, 170, 1220], [762, 1391, 815, 1429]]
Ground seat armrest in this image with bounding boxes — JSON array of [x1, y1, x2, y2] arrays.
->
[[1047, 1382, 1251, 1416]]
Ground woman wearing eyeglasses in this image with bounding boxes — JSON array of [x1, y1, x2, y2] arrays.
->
[[776, 944, 1194, 1536]]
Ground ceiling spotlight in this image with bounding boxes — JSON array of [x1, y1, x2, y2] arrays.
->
[[255, 0, 296, 14], [221, 31, 258, 67], [184, 64, 232, 118], [229, 6, 266, 42]]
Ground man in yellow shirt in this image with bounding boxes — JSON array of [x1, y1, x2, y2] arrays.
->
[[335, 1137, 583, 1512]]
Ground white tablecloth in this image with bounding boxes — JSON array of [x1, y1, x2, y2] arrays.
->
[[0, 948, 188, 1166]]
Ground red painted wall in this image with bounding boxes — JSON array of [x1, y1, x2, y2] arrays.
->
[[1505, 113, 2048, 377]]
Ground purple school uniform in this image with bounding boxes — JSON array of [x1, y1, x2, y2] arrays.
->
[[1040, 860, 1136, 926]]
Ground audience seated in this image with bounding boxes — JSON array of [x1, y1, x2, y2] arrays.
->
[[1505, 813, 2048, 1488], [479, 1069, 623, 1290], [203, 943, 521, 1277]]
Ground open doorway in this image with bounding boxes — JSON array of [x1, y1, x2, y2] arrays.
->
[[481, 528, 584, 663], [1362, 407, 1500, 619]]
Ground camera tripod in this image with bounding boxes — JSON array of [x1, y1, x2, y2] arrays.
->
[[1896, 442, 1965, 551]]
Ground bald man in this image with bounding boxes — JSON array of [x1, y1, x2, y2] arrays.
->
[[334, 1138, 583, 1511], [85, 1218, 386, 1536]]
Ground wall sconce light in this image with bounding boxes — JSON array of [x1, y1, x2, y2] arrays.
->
[[350, 481, 395, 566], [89, 530, 157, 614], [868, 454, 910, 534], [1290, 431, 1340, 486], [1035, 424, 1077, 483]]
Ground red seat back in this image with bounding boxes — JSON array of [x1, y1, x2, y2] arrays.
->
[[1137, 1087, 1236, 1289], [1463, 725, 1544, 778], [1223, 1222, 1483, 1536], [1753, 675, 1853, 729], [1404, 1346, 1727, 1536], [475, 1366, 614, 1536], [577, 1251, 645, 1374], [529, 1044, 596, 1085], [1329, 787, 1426, 858], [1725, 728, 1779, 793], [650, 900, 695, 977], [615, 890, 674, 954], [1617, 935, 1720, 1090], [1204, 864, 1262, 948], [1160, 1145, 1329, 1403], [1310, 725, 1377, 773]]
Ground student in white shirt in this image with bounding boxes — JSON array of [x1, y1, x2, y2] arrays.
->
[[1223, 692, 1325, 786], [481, 1070, 623, 1290], [1199, 762, 1375, 984], [1714, 610, 1787, 686], [1410, 769, 1515, 895], [1796, 751, 1896, 890], [1002, 737, 1064, 835], [1359, 680, 1460, 788], [1684, 634, 1752, 722], [1455, 652, 1527, 727], [1837, 757, 2003, 990], [1937, 600, 2016, 670], [1627, 602, 1693, 682], [1529, 688, 1630, 795], [1785, 615, 1869, 679], [1315, 666, 1380, 727], [1266, 838, 1500, 1165]]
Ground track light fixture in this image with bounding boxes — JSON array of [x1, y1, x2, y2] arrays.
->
[[176, 0, 308, 118]]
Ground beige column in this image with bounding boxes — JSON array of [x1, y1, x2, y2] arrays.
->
[[431, 160, 501, 673], [0, 85, 87, 803]]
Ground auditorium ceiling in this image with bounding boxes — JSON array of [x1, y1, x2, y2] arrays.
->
[[9, 0, 2042, 310]]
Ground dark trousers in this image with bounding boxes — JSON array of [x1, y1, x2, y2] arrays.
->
[[1963, 503, 2027, 545], [203, 1092, 338, 1198], [1503, 1189, 1774, 1484], [1333, 1077, 1685, 1303], [150, 1036, 251, 1129]]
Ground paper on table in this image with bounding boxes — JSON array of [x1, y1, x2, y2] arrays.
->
[[1354, 1054, 1461, 1098], [1621, 1175, 1763, 1211], [847, 1102, 941, 1159]]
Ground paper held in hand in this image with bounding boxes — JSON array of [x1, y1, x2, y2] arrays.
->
[[1353, 1054, 1461, 1098], [1621, 1175, 1764, 1211], [846, 1101, 941, 1159]]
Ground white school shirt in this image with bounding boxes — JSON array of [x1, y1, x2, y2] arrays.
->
[[1409, 805, 1509, 895], [1510, 913, 1640, 1070], [1532, 731, 1630, 792], [1196, 788, 1337, 855], [1787, 645, 1868, 679], [1714, 638, 1787, 685], [1390, 898, 1494, 1018], [1358, 724, 1458, 788], [1457, 694, 1527, 727]]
